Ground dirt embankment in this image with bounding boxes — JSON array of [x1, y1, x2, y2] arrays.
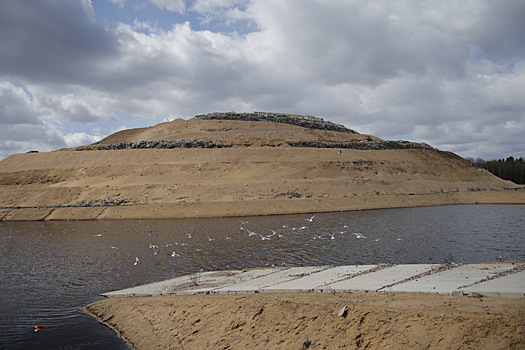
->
[[0, 116, 522, 221], [85, 291, 525, 350]]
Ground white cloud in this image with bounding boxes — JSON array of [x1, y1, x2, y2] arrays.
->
[[0, 81, 41, 125], [147, 0, 185, 13], [0, 80, 116, 158], [0, 0, 524, 161], [64, 132, 102, 147], [190, 0, 251, 25], [0, 82, 66, 158], [191, 0, 248, 13], [43, 91, 118, 124]]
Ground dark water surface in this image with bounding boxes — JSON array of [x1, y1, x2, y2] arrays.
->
[[1, 205, 523, 349]]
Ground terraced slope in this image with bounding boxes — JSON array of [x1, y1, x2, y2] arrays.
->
[[0, 113, 521, 220]]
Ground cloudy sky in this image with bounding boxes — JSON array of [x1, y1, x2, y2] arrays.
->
[[1, 0, 524, 160]]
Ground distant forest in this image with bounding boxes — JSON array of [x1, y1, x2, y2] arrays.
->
[[466, 156, 525, 184]]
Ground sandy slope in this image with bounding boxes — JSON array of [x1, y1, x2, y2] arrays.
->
[[85, 291, 525, 350], [0, 118, 522, 221]]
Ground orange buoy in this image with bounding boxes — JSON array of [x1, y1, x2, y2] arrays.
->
[[34, 325, 44, 332]]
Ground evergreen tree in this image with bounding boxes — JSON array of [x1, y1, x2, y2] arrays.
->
[[466, 156, 525, 184]]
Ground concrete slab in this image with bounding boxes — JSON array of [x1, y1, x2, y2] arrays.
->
[[211, 266, 329, 293], [102, 263, 525, 298], [458, 270, 525, 298], [102, 268, 285, 297], [266, 265, 377, 291], [179, 267, 289, 294], [102, 270, 218, 297], [386, 264, 517, 295], [174, 268, 288, 293], [327, 264, 438, 291]]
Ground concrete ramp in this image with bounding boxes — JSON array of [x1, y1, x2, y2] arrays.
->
[[102, 262, 525, 298]]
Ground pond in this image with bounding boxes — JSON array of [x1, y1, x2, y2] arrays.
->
[[0, 205, 523, 349]]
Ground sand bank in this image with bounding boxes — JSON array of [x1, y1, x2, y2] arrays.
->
[[0, 189, 523, 221], [85, 291, 525, 350]]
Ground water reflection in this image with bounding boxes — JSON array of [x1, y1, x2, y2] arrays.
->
[[0, 205, 523, 349]]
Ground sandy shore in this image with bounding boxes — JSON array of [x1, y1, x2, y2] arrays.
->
[[85, 291, 525, 350], [1, 189, 523, 221]]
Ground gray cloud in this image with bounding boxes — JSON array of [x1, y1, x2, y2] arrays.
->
[[0, 0, 116, 84], [0, 81, 114, 158], [471, 0, 525, 62], [0, 0, 523, 161]]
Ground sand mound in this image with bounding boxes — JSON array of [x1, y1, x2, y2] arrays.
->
[[80, 117, 371, 148], [85, 292, 525, 350], [0, 113, 522, 220]]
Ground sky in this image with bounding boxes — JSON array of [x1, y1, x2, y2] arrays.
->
[[1, 0, 524, 161]]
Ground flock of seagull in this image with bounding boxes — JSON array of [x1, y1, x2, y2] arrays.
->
[[114, 214, 387, 266]]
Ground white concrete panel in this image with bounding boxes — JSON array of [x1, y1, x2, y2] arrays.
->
[[213, 266, 328, 292], [266, 265, 377, 290], [387, 264, 518, 294], [327, 264, 438, 291], [458, 270, 525, 298]]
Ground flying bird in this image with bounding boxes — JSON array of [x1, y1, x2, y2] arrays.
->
[[258, 230, 277, 240], [313, 232, 337, 240]]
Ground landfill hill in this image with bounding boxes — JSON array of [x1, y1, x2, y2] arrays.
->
[[0, 112, 522, 221]]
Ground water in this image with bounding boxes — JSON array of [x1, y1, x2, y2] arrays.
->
[[0, 205, 523, 349]]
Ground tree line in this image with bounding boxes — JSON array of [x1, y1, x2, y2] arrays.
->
[[466, 156, 525, 184]]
